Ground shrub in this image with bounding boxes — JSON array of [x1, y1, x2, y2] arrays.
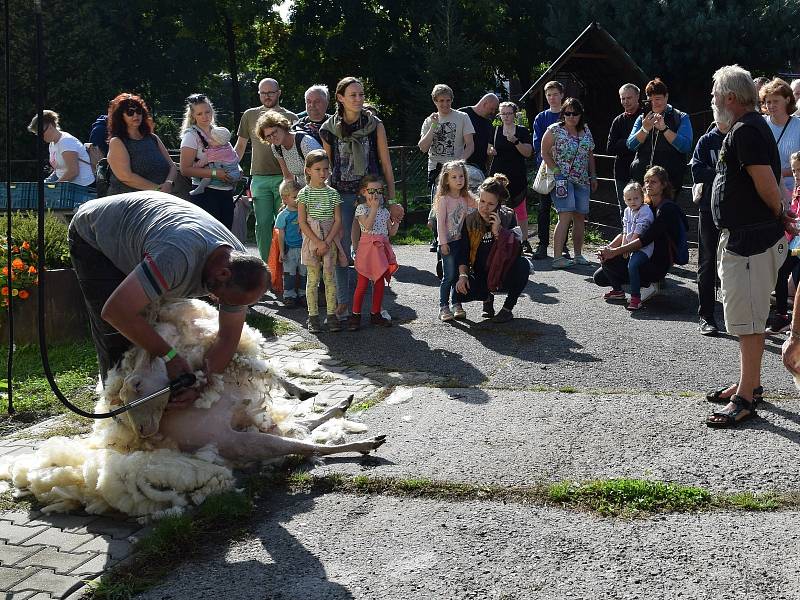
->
[[3, 211, 71, 270], [0, 241, 38, 307]]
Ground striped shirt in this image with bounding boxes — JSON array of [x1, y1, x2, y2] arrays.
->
[[298, 185, 342, 220]]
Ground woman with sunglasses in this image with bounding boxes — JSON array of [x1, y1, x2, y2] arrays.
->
[[179, 93, 237, 228], [106, 93, 176, 196], [255, 110, 322, 185], [540, 97, 598, 268], [27, 110, 95, 187]]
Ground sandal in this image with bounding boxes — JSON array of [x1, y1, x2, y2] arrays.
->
[[706, 385, 763, 408], [705, 395, 757, 429]]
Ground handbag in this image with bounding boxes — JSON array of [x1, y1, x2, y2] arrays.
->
[[533, 161, 555, 194], [691, 182, 703, 205]]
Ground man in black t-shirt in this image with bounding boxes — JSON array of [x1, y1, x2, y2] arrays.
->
[[705, 65, 788, 429], [459, 93, 500, 176], [291, 84, 331, 144]]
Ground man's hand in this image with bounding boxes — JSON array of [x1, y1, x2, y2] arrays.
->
[[782, 335, 800, 376], [440, 242, 450, 256], [165, 354, 199, 407], [783, 210, 799, 238], [456, 275, 469, 295]]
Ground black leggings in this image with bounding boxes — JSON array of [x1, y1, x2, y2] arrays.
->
[[455, 256, 530, 311], [775, 253, 798, 314], [189, 187, 235, 230], [593, 255, 664, 290], [68, 229, 132, 381]]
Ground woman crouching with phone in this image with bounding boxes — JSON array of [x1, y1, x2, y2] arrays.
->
[[454, 174, 531, 323]]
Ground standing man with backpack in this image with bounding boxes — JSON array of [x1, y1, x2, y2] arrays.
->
[[235, 78, 297, 263]]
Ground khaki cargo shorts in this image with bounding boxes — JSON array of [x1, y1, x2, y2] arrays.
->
[[718, 229, 785, 336]]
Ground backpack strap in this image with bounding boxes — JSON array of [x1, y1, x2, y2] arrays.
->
[[192, 126, 210, 149], [295, 132, 307, 161]]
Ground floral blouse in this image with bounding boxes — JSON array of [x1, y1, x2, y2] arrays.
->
[[547, 123, 594, 185]]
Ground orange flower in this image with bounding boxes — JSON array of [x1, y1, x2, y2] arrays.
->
[[21, 241, 30, 250], [12, 258, 23, 270], [1, 267, 6, 276], [28, 266, 36, 274], [18, 290, 29, 300], [1, 287, 7, 296]]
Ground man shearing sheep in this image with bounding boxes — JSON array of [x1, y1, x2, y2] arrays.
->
[[69, 191, 269, 404]]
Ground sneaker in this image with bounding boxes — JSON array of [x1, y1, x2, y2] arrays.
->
[[439, 306, 454, 321], [603, 289, 626, 302], [573, 254, 590, 266], [768, 312, 791, 333], [380, 309, 392, 321], [452, 303, 467, 320], [347, 314, 361, 331], [626, 296, 642, 311], [327, 315, 343, 332], [552, 256, 575, 269], [640, 283, 659, 303], [282, 297, 297, 309], [370, 312, 392, 327], [698, 317, 719, 336], [533, 245, 548, 260], [307, 315, 323, 333], [521, 240, 534, 255], [481, 297, 495, 319], [491, 308, 514, 323]]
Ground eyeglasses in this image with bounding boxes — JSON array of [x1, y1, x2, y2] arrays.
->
[[186, 94, 208, 104], [365, 188, 384, 195], [563, 111, 581, 117], [124, 107, 143, 117], [262, 128, 280, 141], [259, 90, 279, 97], [499, 112, 515, 117]]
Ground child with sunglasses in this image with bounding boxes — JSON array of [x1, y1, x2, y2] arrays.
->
[[347, 175, 400, 330]]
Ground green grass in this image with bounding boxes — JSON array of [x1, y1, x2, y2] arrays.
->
[[393, 224, 432, 245], [351, 386, 394, 412], [547, 479, 712, 516], [245, 311, 293, 337], [0, 340, 98, 421]]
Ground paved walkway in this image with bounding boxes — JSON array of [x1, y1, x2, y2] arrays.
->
[[0, 329, 384, 599]]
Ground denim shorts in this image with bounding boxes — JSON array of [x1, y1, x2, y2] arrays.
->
[[551, 181, 590, 215], [282, 246, 306, 276]]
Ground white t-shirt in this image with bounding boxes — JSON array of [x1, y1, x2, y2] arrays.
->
[[180, 127, 234, 191], [271, 132, 322, 184], [421, 110, 475, 171], [765, 115, 800, 193], [355, 202, 390, 235], [49, 132, 94, 186]]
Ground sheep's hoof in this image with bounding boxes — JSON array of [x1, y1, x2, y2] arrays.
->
[[337, 395, 354, 412], [297, 390, 318, 401], [360, 434, 387, 455]]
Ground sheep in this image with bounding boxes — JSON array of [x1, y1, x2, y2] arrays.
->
[[0, 299, 385, 519]]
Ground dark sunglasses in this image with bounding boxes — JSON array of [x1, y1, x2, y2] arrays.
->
[[124, 107, 143, 116], [186, 93, 208, 104], [563, 111, 581, 117]]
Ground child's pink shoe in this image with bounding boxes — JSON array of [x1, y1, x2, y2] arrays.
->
[[626, 296, 642, 311]]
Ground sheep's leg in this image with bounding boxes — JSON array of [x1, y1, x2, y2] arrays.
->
[[218, 430, 386, 461], [295, 395, 354, 431], [277, 376, 317, 400]]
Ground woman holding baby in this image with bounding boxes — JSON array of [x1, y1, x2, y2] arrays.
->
[[107, 92, 177, 196], [179, 93, 240, 229]]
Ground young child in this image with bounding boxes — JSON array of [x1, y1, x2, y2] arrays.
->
[[275, 179, 306, 309], [787, 152, 800, 306], [297, 149, 344, 333], [347, 175, 400, 331], [621, 181, 654, 311], [190, 126, 243, 195], [435, 160, 477, 321]]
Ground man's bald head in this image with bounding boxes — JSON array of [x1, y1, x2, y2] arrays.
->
[[475, 93, 500, 118]]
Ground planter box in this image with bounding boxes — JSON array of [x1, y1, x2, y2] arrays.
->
[[0, 268, 90, 345]]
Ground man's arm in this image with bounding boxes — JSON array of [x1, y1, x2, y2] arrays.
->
[[462, 132, 474, 161], [205, 307, 247, 375], [746, 164, 784, 217], [234, 136, 249, 162]]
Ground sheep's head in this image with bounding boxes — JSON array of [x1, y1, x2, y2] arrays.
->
[[118, 359, 170, 438]]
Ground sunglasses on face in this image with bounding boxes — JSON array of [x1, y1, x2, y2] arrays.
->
[[563, 111, 581, 117], [124, 107, 143, 116], [365, 188, 384, 195]]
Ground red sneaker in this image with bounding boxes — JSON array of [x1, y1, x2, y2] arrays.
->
[[626, 296, 642, 311], [603, 289, 626, 302]]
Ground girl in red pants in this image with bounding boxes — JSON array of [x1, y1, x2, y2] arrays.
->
[[347, 175, 400, 330]]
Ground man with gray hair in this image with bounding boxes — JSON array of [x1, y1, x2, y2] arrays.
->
[[235, 78, 297, 263], [607, 83, 642, 224], [706, 65, 789, 428], [292, 84, 331, 144]]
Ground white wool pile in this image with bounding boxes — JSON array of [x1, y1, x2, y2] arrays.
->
[[0, 299, 360, 520]]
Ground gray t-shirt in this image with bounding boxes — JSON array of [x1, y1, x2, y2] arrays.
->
[[420, 110, 475, 171], [70, 191, 246, 305]]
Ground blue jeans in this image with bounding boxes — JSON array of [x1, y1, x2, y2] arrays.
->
[[439, 239, 462, 307], [335, 192, 357, 306], [628, 250, 650, 297]]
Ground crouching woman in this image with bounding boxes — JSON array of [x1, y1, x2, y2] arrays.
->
[[454, 174, 531, 323]]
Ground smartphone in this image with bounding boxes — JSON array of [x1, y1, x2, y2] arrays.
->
[[642, 100, 652, 113]]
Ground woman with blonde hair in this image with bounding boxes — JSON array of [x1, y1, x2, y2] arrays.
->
[[179, 93, 237, 228]]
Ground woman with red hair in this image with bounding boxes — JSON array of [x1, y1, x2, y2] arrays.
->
[[106, 93, 176, 195]]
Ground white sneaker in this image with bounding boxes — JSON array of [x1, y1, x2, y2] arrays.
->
[[380, 309, 392, 321], [640, 283, 659, 303], [452, 303, 467, 319], [439, 306, 454, 321]]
